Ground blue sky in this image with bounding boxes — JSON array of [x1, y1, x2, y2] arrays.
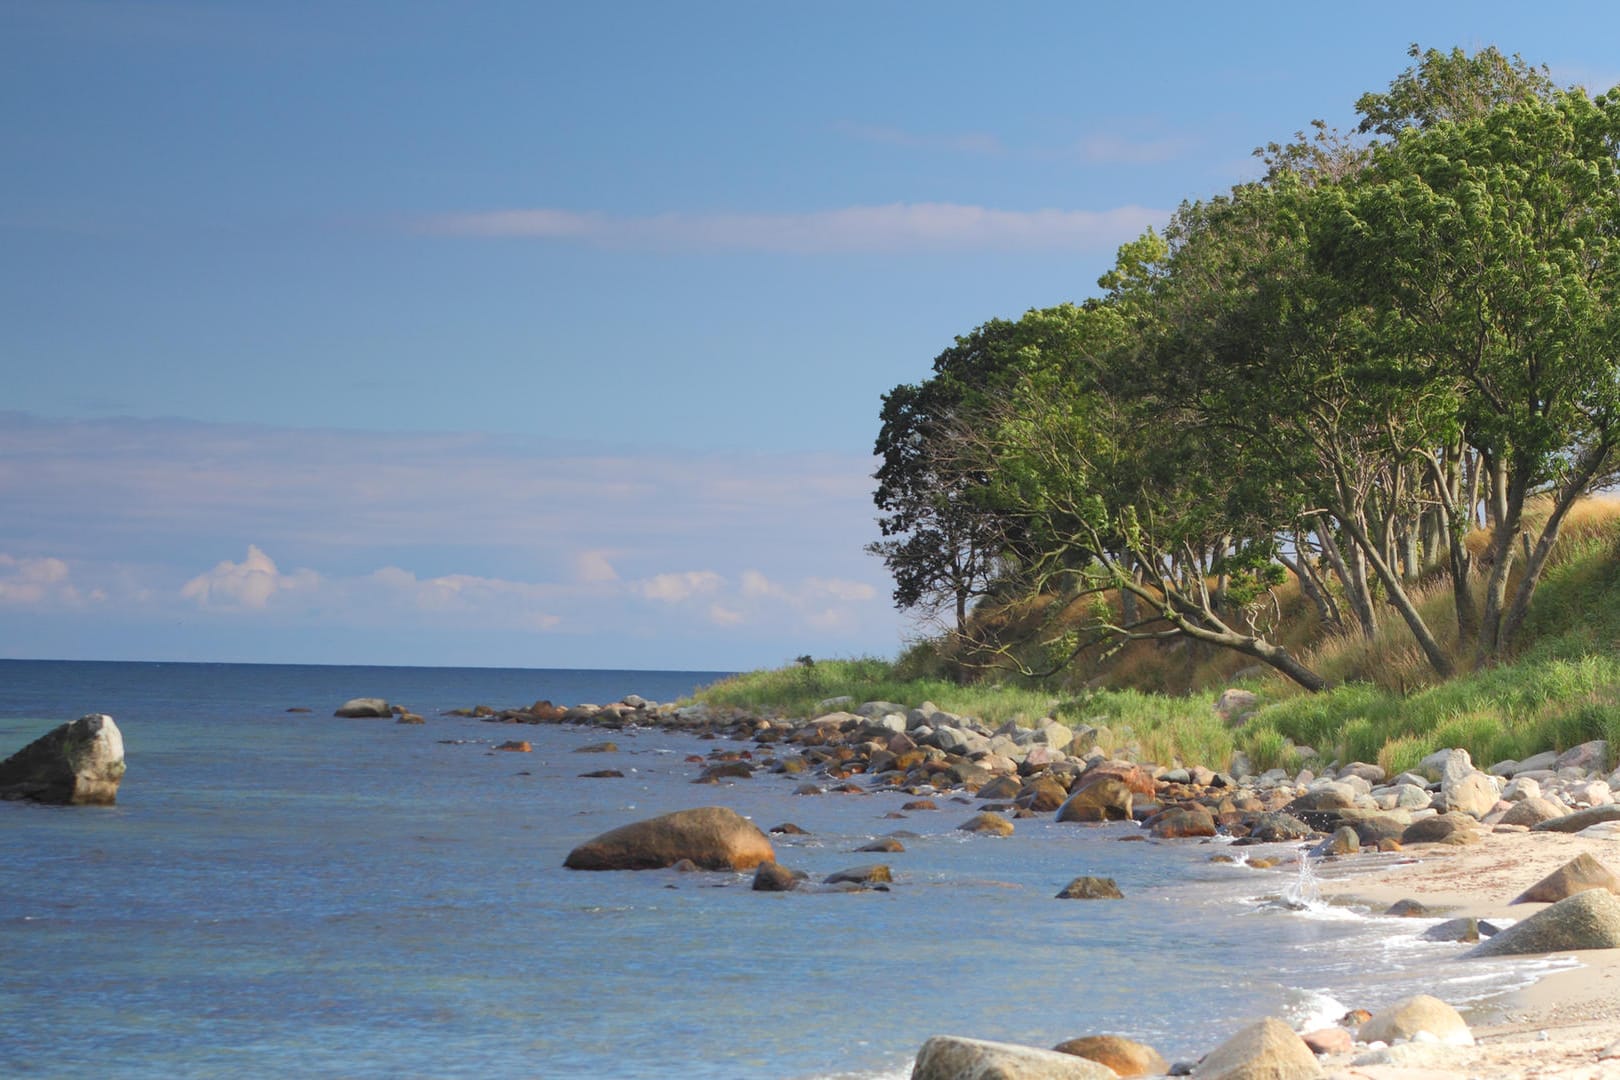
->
[[4, 2, 1619, 670]]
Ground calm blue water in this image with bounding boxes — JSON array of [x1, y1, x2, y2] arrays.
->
[[0, 660, 1553, 1079]]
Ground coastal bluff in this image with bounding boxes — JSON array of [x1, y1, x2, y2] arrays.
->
[[0, 713, 126, 805]]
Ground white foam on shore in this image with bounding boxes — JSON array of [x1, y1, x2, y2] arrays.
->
[[1283, 988, 1351, 1033]]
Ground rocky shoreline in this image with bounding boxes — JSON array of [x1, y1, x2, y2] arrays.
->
[[337, 691, 1620, 1078]]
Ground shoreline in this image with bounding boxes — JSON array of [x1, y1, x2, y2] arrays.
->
[[1314, 831, 1620, 1078], [508, 691, 1620, 1078]]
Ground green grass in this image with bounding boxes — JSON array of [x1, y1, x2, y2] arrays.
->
[[695, 501, 1620, 774], [691, 657, 1064, 725]]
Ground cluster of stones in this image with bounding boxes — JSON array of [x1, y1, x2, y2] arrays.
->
[[502, 692, 1619, 847], [475, 689, 1620, 1076], [909, 992, 1492, 1079]]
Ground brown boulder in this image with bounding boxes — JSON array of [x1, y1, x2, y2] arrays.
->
[[1057, 778, 1135, 823], [752, 862, 804, 892], [495, 740, 531, 752], [1052, 1034, 1168, 1076], [959, 812, 1015, 836], [857, 837, 906, 853], [1150, 805, 1217, 839], [1401, 812, 1479, 846], [1511, 852, 1620, 904], [1019, 777, 1071, 813], [824, 864, 892, 886], [1056, 876, 1124, 900], [563, 807, 775, 871]]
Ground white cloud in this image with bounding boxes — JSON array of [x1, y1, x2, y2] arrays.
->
[[423, 202, 1167, 254], [639, 570, 724, 603], [707, 604, 745, 626], [0, 553, 92, 607], [574, 549, 619, 584], [180, 545, 318, 609], [364, 566, 563, 624]]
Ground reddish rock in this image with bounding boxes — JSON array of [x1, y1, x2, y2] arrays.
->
[[1301, 1027, 1352, 1056], [1056, 777, 1135, 823], [902, 799, 939, 811], [495, 740, 531, 752], [1051, 1034, 1167, 1076], [1150, 805, 1217, 838]]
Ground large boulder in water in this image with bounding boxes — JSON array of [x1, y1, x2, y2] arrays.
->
[[563, 807, 775, 871], [1466, 889, 1620, 957], [334, 697, 392, 718], [911, 1035, 1116, 1079], [1056, 777, 1134, 823], [0, 714, 126, 805]]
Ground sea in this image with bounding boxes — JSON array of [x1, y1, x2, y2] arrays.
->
[[0, 659, 1573, 1079]]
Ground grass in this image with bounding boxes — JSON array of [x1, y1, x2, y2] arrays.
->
[[696, 498, 1620, 775]]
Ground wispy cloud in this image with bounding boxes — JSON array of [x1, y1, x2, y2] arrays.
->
[[423, 202, 1168, 254], [1067, 133, 1193, 165], [638, 570, 724, 603], [0, 552, 101, 607], [0, 414, 901, 666]]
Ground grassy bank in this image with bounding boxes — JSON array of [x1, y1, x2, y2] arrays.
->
[[694, 499, 1620, 775]]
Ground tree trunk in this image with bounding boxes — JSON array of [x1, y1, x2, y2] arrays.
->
[[1343, 513, 1455, 678], [1318, 523, 1378, 636]]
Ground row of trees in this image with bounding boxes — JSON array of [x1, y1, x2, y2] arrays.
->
[[870, 47, 1620, 691]]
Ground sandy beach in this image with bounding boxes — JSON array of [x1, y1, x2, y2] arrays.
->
[[1315, 828, 1620, 1079]]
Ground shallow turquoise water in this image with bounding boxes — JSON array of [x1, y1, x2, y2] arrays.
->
[[0, 661, 1554, 1078]]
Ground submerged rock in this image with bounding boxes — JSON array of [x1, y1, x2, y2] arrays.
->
[[752, 862, 805, 892], [1056, 876, 1123, 900], [563, 806, 775, 872], [0, 714, 126, 805], [334, 697, 391, 718]]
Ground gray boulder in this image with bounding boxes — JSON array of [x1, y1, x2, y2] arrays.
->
[[1442, 770, 1499, 819], [0, 713, 126, 805], [1499, 796, 1565, 827], [334, 697, 392, 718], [1556, 740, 1609, 773], [1531, 804, 1620, 833], [1466, 888, 1620, 957], [912, 1036, 1116, 1080]]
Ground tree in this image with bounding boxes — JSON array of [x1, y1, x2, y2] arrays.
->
[[1322, 86, 1620, 662]]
